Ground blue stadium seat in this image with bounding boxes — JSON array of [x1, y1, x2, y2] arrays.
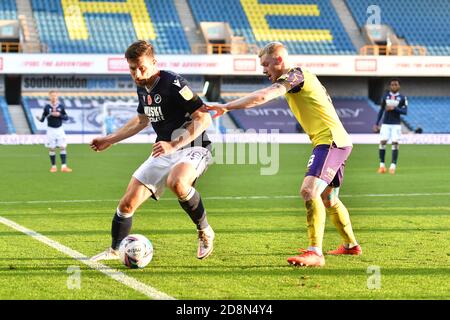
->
[[401, 97, 450, 133], [0, 97, 15, 134], [188, 0, 356, 55], [31, 0, 190, 54], [346, 0, 450, 56], [0, 0, 17, 20]]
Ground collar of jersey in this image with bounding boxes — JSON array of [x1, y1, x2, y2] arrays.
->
[[144, 73, 161, 93], [389, 91, 400, 96]]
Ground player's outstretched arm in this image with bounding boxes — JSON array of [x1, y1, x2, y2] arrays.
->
[[90, 114, 149, 152], [206, 83, 287, 118]]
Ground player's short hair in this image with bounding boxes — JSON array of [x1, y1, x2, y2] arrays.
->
[[258, 42, 286, 58], [49, 90, 57, 95], [125, 40, 155, 60], [389, 78, 400, 85]]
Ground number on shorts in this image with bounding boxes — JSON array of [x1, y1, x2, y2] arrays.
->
[[307, 154, 315, 168]]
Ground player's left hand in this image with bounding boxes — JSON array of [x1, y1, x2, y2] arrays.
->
[[152, 141, 176, 157]]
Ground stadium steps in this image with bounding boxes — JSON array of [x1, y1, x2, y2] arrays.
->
[[330, 0, 366, 51], [173, 0, 205, 51], [16, 0, 42, 53], [8, 104, 31, 134]]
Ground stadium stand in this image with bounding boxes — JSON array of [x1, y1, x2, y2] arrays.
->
[[0, 0, 17, 20], [188, 0, 356, 55], [30, 0, 190, 54], [0, 97, 15, 134], [401, 97, 450, 133], [346, 0, 450, 56]]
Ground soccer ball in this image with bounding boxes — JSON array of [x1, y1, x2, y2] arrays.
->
[[119, 234, 153, 269]]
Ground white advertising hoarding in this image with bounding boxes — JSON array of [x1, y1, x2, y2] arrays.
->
[[0, 54, 449, 76]]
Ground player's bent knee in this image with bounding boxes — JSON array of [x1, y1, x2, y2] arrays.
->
[[118, 193, 140, 214], [300, 187, 315, 201], [117, 201, 135, 215], [168, 179, 190, 198]]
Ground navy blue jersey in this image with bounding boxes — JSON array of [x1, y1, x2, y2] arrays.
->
[[136, 70, 211, 149], [376, 92, 408, 125], [38, 103, 68, 128]]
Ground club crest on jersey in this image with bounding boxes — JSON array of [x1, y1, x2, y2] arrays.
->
[[179, 86, 194, 101], [154, 94, 162, 104]]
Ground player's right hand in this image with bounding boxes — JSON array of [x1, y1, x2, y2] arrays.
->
[[205, 104, 228, 119], [372, 124, 380, 133], [90, 137, 111, 152]]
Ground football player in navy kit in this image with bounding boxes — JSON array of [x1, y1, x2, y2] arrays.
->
[[374, 79, 408, 174], [90, 41, 215, 261], [36, 90, 72, 173]]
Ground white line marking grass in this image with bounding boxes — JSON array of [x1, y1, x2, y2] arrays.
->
[[0, 216, 175, 300]]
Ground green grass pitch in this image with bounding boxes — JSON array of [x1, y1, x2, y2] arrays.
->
[[0, 143, 449, 299]]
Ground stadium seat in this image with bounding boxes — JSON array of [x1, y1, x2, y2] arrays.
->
[[401, 97, 450, 133], [346, 0, 450, 55], [0, 97, 15, 134], [187, 0, 356, 55], [0, 0, 17, 20], [31, 0, 190, 54]]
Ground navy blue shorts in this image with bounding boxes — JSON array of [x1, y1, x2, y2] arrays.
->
[[305, 143, 352, 187]]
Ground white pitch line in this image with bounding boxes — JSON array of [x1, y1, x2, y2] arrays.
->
[[0, 216, 175, 300], [0, 192, 450, 205]]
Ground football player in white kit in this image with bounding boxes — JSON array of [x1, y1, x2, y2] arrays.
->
[[36, 91, 72, 173], [374, 79, 408, 174]]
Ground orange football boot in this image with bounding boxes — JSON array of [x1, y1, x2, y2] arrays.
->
[[377, 167, 386, 174], [327, 244, 362, 255], [50, 167, 57, 173], [61, 166, 73, 173]]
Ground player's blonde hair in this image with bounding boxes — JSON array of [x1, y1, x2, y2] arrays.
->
[[258, 42, 287, 58]]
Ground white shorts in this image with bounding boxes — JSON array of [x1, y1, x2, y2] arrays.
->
[[380, 124, 402, 143], [132, 146, 212, 200], [45, 127, 67, 149]]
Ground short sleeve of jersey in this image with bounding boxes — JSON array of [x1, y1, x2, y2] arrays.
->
[[172, 75, 204, 114], [276, 68, 305, 92], [402, 96, 408, 107], [379, 94, 386, 107]]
